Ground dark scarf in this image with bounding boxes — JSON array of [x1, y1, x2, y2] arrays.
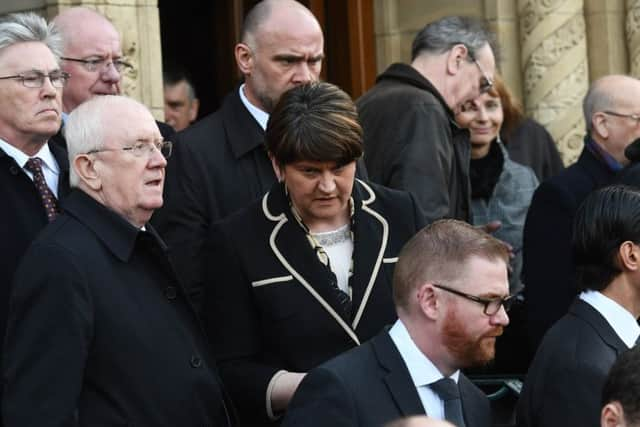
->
[[469, 140, 504, 201]]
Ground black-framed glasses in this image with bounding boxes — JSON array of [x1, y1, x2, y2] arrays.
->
[[87, 140, 172, 159], [602, 110, 640, 126], [433, 283, 513, 316], [0, 70, 70, 88], [61, 56, 133, 73]]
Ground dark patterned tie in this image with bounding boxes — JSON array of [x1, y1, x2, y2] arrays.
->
[[24, 157, 59, 222], [430, 377, 466, 427]]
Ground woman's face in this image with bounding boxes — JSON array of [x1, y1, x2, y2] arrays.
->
[[456, 92, 504, 159], [274, 159, 357, 232]]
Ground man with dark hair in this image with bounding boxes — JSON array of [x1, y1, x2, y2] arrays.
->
[[357, 16, 496, 224], [517, 185, 640, 427], [152, 0, 325, 310], [163, 67, 199, 131], [601, 346, 640, 427], [282, 219, 511, 427], [524, 75, 640, 352]]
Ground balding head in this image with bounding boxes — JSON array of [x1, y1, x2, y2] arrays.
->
[[235, 0, 324, 113], [54, 7, 125, 113], [584, 75, 640, 165]]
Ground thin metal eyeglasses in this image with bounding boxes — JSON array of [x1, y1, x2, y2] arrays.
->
[[0, 70, 70, 88], [87, 140, 172, 159], [61, 56, 133, 73], [466, 49, 494, 94], [432, 283, 513, 316], [602, 110, 640, 125]]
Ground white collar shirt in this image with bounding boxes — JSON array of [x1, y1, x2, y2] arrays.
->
[[238, 83, 269, 131], [579, 290, 640, 348], [389, 319, 460, 420], [0, 138, 60, 197]]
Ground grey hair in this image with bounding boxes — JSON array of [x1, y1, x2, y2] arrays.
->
[[240, 0, 273, 49], [411, 15, 496, 62], [583, 79, 616, 133], [64, 96, 111, 188], [0, 12, 63, 60]]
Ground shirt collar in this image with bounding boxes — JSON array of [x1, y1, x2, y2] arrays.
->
[[0, 137, 59, 175], [388, 319, 460, 387], [579, 290, 640, 348], [239, 83, 269, 131]]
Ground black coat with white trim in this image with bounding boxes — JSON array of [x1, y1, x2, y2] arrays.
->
[[202, 179, 424, 425]]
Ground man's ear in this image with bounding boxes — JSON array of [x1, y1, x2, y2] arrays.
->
[[73, 154, 102, 191], [417, 283, 440, 320], [592, 112, 610, 140], [446, 44, 468, 76], [618, 240, 640, 272], [235, 42, 254, 75], [601, 401, 625, 427], [188, 98, 199, 123]]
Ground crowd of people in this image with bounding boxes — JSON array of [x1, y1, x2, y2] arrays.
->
[[2, 0, 640, 426]]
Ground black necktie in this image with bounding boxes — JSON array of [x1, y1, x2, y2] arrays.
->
[[24, 157, 59, 222], [430, 377, 466, 427]]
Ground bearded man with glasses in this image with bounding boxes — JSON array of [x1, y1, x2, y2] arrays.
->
[[282, 220, 510, 427], [3, 95, 234, 427], [357, 15, 497, 226]]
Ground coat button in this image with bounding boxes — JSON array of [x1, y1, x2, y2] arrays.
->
[[9, 165, 19, 175], [190, 355, 202, 368], [164, 286, 177, 300]]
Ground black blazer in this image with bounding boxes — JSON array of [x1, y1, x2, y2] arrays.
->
[[522, 146, 616, 351], [282, 330, 491, 427], [152, 88, 369, 313], [202, 179, 424, 425], [516, 299, 630, 427], [3, 190, 233, 427], [0, 143, 70, 361]]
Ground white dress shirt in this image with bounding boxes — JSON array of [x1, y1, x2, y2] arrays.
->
[[0, 138, 60, 197], [239, 83, 269, 131], [388, 319, 460, 420], [580, 290, 640, 348]]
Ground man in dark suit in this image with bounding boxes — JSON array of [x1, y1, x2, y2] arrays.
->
[[3, 95, 233, 426], [151, 0, 325, 310], [523, 75, 640, 352], [282, 220, 512, 427], [0, 12, 69, 386], [50, 7, 174, 148], [517, 185, 640, 427], [357, 16, 496, 225]]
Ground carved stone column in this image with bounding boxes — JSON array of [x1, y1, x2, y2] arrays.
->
[[518, 0, 589, 165], [627, 0, 640, 78], [0, 0, 164, 121], [584, 0, 627, 80]]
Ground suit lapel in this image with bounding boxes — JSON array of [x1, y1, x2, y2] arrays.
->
[[350, 180, 389, 330], [262, 186, 360, 345], [571, 299, 629, 354], [458, 375, 486, 427], [49, 142, 70, 197], [372, 331, 425, 417]]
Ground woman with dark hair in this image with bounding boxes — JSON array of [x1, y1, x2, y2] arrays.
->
[[202, 82, 424, 425]]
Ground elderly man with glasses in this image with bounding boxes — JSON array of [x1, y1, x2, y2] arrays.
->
[[2, 95, 233, 427], [0, 12, 69, 418], [357, 15, 496, 226], [282, 220, 510, 427], [50, 7, 173, 143]]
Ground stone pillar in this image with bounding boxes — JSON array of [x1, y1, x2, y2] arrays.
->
[[518, 0, 589, 165], [0, 0, 164, 121], [584, 0, 627, 80], [627, 0, 640, 79], [484, 0, 524, 106]]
